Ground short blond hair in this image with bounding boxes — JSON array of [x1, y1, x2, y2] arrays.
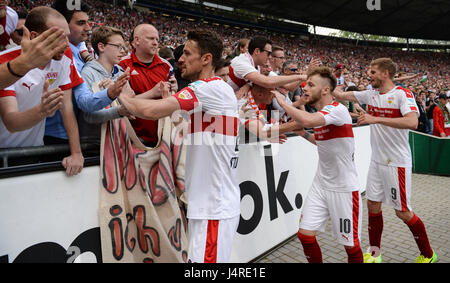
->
[[371, 58, 397, 79]]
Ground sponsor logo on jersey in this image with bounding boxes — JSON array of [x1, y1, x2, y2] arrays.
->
[[22, 82, 34, 91]]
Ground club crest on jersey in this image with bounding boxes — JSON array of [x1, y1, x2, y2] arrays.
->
[[178, 89, 193, 100], [388, 96, 394, 104], [46, 72, 58, 85]]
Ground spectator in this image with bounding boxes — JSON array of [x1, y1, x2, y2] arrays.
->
[[158, 46, 174, 62], [226, 37, 249, 60], [334, 64, 347, 89], [173, 44, 190, 91], [432, 93, 450, 137], [119, 23, 173, 147], [416, 91, 429, 134], [0, 6, 84, 176], [281, 60, 302, 107], [48, 0, 129, 148], [214, 57, 230, 82], [52, 0, 90, 71], [0, 0, 18, 51], [79, 25, 130, 144], [426, 91, 437, 135], [269, 45, 285, 75], [238, 83, 299, 144], [0, 25, 68, 90], [6, 9, 26, 48]]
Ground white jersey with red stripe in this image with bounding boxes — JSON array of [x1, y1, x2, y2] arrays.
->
[[173, 77, 240, 220], [314, 102, 359, 192], [0, 46, 83, 148], [228, 52, 258, 92], [354, 86, 419, 168]]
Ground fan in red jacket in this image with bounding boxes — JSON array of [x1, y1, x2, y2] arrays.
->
[[432, 93, 450, 137]]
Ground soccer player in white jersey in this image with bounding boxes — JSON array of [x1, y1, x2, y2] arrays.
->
[[119, 29, 240, 263], [274, 67, 363, 263], [333, 58, 436, 263]]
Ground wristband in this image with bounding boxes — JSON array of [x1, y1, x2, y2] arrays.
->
[[7, 61, 24, 78]]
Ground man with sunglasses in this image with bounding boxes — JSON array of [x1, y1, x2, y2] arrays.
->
[[228, 36, 307, 97]]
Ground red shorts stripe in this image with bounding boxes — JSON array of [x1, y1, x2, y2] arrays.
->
[[398, 167, 408, 211], [204, 220, 219, 263], [352, 191, 360, 246]]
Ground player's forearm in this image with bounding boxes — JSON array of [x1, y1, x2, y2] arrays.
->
[[269, 74, 306, 89], [0, 58, 34, 90], [2, 106, 45, 132], [374, 116, 418, 130], [59, 97, 83, 154], [333, 91, 358, 103], [281, 102, 315, 128], [282, 80, 302, 92]]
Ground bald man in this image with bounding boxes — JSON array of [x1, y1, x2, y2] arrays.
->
[[119, 24, 173, 147]]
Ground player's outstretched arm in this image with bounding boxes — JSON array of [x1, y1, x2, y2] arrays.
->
[[332, 88, 359, 103], [119, 83, 180, 120], [245, 72, 307, 90], [272, 91, 325, 128], [357, 111, 418, 130]]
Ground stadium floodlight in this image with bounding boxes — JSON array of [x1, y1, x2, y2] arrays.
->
[[202, 1, 234, 12]]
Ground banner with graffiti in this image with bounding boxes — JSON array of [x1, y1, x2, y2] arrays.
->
[[99, 116, 188, 263]]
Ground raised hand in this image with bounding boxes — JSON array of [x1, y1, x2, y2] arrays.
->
[[107, 67, 130, 99], [40, 80, 64, 118]]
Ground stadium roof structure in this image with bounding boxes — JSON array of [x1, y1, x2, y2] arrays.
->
[[203, 0, 450, 41]]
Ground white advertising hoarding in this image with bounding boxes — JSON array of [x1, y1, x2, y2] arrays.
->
[[0, 127, 371, 263]]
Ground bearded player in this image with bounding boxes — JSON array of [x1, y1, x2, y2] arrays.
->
[[274, 66, 363, 263], [333, 58, 436, 263]]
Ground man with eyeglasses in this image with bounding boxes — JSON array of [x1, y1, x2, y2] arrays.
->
[[269, 45, 285, 76], [79, 25, 131, 145]]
